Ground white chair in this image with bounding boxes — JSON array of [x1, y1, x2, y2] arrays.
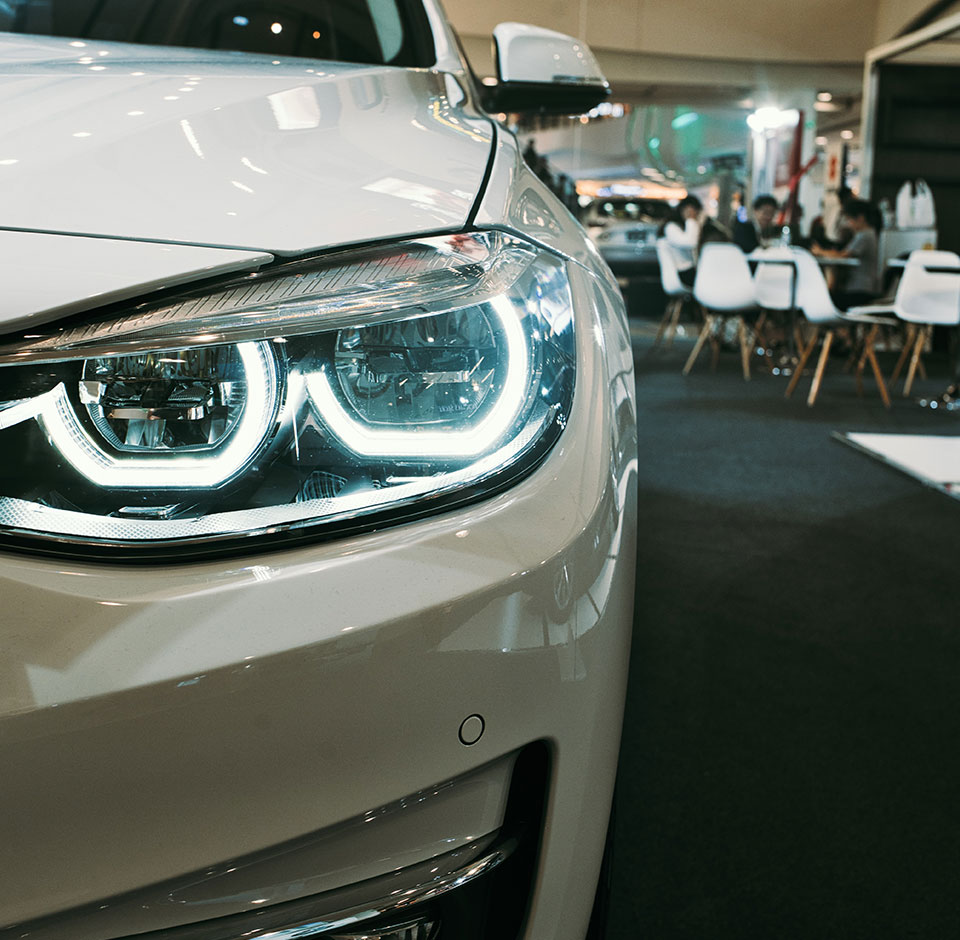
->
[[852, 249, 960, 395], [785, 248, 891, 408], [683, 243, 758, 379], [752, 245, 800, 363], [654, 238, 693, 348], [753, 246, 796, 312]]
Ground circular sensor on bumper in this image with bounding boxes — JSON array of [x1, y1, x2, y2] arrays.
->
[[458, 714, 485, 746]]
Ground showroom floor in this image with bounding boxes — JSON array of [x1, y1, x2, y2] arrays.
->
[[608, 303, 960, 939]]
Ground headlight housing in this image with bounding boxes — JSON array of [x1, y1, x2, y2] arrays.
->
[[0, 233, 575, 560]]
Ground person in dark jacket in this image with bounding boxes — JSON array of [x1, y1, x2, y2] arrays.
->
[[732, 194, 780, 253]]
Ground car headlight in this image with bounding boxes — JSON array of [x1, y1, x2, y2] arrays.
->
[[0, 233, 575, 559]]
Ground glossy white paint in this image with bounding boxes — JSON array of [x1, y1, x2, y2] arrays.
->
[[16, 756, 517, 939], [493, 22, 606, 85], [0, 35, 493, 255], [0, 15, 636, 940], [0, 231, 271, 331], [0, 259, 636, 940], [475, 128, 609, 271]]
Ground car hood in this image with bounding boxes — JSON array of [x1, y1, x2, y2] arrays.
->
[[0, 35, 494, 255]]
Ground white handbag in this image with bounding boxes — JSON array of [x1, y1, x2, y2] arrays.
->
[[895, 180, 914, 228], [912, 178, 937, 229]]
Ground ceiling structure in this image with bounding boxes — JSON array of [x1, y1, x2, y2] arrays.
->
[[446, 0, 954, 106], [446, 0, 954, 73], [444, 0, 954, 182]]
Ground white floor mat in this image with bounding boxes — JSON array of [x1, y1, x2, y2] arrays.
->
[[836, 432, 960, 499]]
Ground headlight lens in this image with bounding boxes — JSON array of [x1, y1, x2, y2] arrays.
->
[[0, 233, 575, 558]]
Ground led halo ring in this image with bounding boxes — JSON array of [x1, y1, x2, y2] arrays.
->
[[305, 295, 530, 459], [0, 342, 279, 489]]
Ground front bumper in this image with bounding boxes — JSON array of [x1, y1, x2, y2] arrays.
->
[[0, 261, 637, 940]]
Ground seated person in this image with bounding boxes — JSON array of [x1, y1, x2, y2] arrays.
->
[[732, 194, 780, 253], [813, 198, 880, 309], [808, 213, 833, 251], [658, 195, 703, 287]]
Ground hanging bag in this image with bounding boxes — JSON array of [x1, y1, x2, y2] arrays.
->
[[895, 180, 914, 228], [912, 179, 937, 229]]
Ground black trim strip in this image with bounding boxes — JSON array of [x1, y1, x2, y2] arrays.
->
[[465, 122, 501, 230]]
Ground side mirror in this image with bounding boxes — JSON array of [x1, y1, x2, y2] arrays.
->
[[484, 22, 610, 115]]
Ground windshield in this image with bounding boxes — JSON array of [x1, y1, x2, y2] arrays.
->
[[594, 199, 673, 224], [0, 0, 434, 67]]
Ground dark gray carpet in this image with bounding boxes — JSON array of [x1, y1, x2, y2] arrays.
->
[[609, 311, 960, 939]]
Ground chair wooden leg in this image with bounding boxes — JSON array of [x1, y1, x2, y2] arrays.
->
[[738, 318, 751, 381], [666, 297, 684, 347], [807, 329, 834, 407], [653, 300, 672, 346], [682, 313, 716, 375], [785, 327, 820, 399], [890, 323, 915, 385], [903, 325, 928, 397], [864, 327, 892, 409]]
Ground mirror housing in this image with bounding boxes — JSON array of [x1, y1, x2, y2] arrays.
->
[[484, 22, 610, 115]]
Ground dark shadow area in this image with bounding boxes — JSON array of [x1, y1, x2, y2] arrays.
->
[[609, 315, 960, 939]]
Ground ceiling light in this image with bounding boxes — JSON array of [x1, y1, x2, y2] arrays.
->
[[747, 107, 799, 133]]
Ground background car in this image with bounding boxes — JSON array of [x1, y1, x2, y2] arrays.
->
[[587, 197, 673, 276], [0, 4, 637, 940]]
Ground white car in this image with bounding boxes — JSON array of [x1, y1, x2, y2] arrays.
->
[[0, 4, 637, 940], [588, 199, 672, 277]]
